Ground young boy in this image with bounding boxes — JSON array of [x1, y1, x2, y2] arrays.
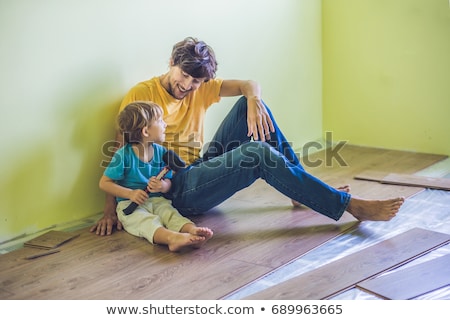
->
[[99, 101, 213, 252]]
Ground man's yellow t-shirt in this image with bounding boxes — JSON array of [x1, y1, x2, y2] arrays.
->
[[119, 76, 223, 165]]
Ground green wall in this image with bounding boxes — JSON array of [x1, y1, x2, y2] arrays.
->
[[0, 0, 322, 242], [323, 0, 450, 155], [3, 0, 449, 244]]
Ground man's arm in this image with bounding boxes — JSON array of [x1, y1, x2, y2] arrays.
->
[[219, 79, 274, 141], [89, 193, 122, 236], [90, 131, 124, 236]]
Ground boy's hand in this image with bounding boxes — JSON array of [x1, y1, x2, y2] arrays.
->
[[128, 189, 149, 205]]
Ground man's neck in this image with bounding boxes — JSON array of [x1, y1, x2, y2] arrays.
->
[[159, 73, 170, 94]]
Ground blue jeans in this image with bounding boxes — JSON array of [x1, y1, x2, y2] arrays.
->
[[167, 96, 351, 221]]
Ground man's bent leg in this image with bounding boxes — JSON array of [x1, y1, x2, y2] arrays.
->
[[202, 96, 250, 160], [202, 97, 300, 166], [170, 142, 349, 220]]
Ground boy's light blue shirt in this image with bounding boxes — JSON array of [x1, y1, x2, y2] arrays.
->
[[104, 143, 172, 202]]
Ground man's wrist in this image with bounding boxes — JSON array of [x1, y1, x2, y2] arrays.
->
[[104, 203, 117, 216], [248, 95, 261, 102]]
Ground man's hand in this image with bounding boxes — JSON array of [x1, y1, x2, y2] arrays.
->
[[147, 177, 171, 193], [90, 195, 122, 236], [90, 213, 122, 236], [246, 96, 275, 141], [219, 79, 275, 140]]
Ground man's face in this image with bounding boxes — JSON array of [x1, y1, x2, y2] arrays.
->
[[166, 65, 206, 100]]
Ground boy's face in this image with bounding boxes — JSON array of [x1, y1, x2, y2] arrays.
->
[[146, 115, 167, 143], [165, 65, 206, 100]]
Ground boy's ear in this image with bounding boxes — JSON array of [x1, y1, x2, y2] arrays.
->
[[142, 126, 149, 137], [169, 58, 175, 67]]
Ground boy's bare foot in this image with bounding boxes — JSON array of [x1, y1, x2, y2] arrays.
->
[[347, 196, 405, 221], [167, 233, 205, 252], [292, 185, 351, 207], [190, 227, 214, 249]]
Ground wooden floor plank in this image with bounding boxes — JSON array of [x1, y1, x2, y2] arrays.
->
[[244, 228, 450, 300], [356, 254, 450, 300], [305, 146, 446, 200], [354, 171, 450, 191], [381, 173, 450, 191], [0, 145, 446, 300]]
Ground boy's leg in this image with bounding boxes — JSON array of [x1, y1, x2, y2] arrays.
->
[[117, 199, 205, 251], [152, 197, 213, 249], [116, 200, 162, 244], [151, 197, 194, 232], [152, 227, 207, 252]]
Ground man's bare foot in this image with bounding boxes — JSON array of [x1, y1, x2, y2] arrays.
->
[[190, 227, 214, 249], [292, 185, 351, 207], [347, 196, 405, 221], [167, 233, 205, 252]]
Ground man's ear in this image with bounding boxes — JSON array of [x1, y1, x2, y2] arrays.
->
[[169, 58, 175, 67]]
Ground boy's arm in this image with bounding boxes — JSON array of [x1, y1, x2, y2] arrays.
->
[[99, 175, 149, 206]]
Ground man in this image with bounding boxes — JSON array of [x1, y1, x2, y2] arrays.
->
[[91, 37, 404, 236]]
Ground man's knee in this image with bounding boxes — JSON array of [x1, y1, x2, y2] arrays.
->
[[239, 141, 274, 167], [230, 96, 246, 114]]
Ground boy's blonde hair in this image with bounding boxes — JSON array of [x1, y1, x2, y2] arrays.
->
[[117, 101, 163, 143]]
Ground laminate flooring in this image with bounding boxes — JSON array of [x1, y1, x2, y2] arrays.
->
[[0, 145, 448, 300], [227, 158, 450, 300], [356, 253, 450, 300], [243, 228, 450, 299]]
